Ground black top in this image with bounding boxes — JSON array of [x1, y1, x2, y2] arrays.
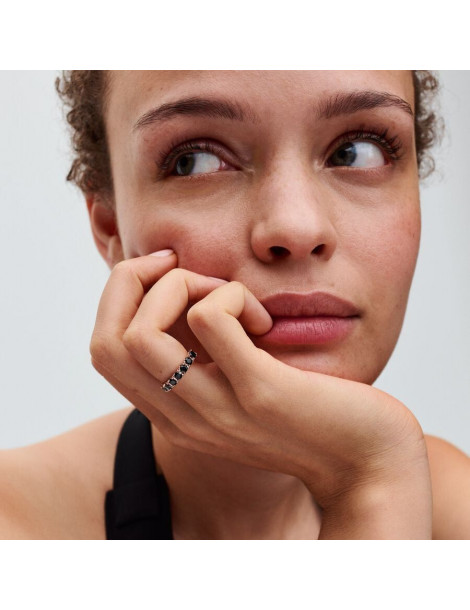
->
[[105, 409, 173, 540]]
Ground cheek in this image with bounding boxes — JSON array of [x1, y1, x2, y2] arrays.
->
[[174, 229, 242, 277], [335, 204, 420, 384], [373, 205, 421, 291], [119, 205, 245, 276], [359, 202, 421, 349]]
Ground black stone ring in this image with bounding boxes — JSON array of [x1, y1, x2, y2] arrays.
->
[[161, 350, 197, 392]]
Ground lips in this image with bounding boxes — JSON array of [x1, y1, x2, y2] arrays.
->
[[257, 291, 360, 346], [259, 291, 361, 318]]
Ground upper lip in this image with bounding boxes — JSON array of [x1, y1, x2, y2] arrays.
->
[[259, 291, 361, 318]]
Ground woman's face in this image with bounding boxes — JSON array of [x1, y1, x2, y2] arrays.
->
[[102, 70, 420, 384]]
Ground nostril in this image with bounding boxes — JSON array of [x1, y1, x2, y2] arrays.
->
[[312, 244, 325, 255], [270, 246, 290, 258]]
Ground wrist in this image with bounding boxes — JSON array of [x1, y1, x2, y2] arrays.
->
[[303, 397, 428, 499], [300, 412, 432, 539], [317, 440, 433, 539], [319, 476, 432, 539]]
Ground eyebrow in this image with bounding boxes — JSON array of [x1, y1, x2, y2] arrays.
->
[[133, 96, 262, 131], [133, 89, 414, 133], [317, 90, 414, 120]]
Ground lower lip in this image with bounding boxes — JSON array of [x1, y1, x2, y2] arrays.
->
[[259, 316, 358, 345]]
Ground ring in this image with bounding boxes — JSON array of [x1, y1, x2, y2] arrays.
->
[[161, 350, 197, 392]]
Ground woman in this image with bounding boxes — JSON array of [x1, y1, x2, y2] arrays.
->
[[1, 70, 469, 539]]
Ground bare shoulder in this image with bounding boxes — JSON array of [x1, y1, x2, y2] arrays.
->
[[0, 406, 133, 539], [425, 434, 470, 539]]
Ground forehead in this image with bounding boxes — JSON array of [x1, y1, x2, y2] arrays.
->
[[105, 70, 414, 130]]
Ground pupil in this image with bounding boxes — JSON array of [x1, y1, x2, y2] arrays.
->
[[176, 154, 196, 175], [333, 143, 357, 166]]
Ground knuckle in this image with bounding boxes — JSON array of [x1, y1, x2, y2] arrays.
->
[[111, 259, 133, 280], [89, 331, 114, 369], [111, 259, 149, 292], [90, 355, 107, 377], [229, 280, 244, 292], [206, 407, 239, 434], [168, 414, 193, 438], [187, 300, 216, 329], [240, 379, 277, 417], [163, 267, 187, 285], [183, 421, 208, 443], [122, 324, 152, 357], [167, 428, 195, 451], [163, 426, 185, 447]]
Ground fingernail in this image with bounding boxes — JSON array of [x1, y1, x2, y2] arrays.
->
[[208, 276, 228, 283], [150, 249, 174, 257]]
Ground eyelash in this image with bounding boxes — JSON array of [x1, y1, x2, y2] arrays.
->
[[156, 127, 404, 176], [156, 138, 226, 175], [330, 126, 404, 163]]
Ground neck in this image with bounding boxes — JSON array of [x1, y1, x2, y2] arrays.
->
[[152, 427, 322, 540]]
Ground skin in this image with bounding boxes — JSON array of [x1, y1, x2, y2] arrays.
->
[[95, 70, 427, 537], [1, 71, 469, 539], [102, 70, 420, 382]]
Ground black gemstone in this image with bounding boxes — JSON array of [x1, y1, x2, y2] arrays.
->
[[174, 372, 182, 380], [189, 350, 197, 358], [185, 357, 192, 365], [169, 378, 177, 386], [163, 384, 172, 391], [180, 365, 188, 373]]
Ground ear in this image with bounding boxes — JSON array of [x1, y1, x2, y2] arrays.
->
[[86, 193, 124, 269]]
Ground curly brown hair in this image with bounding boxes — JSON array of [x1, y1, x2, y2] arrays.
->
[[56, 70, 442, 197]]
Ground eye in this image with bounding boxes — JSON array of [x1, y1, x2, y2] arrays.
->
[[157, 140, 232, 178], [329, 141, 386, 168], [173, 150, 226, 176]]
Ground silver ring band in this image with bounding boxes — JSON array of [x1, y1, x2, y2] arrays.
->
[[161, 350, 197, 392]]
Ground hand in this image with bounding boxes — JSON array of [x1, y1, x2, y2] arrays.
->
[[90, 253, 432, 538]]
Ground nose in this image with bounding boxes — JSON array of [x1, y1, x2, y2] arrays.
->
[[250, 166, 338, 264]]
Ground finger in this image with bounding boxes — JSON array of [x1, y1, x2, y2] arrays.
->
[[122, 269, 246, 428], [91, 252, 177, 389], [122, 271, 273, 428], [123, 268, 229, 383], [90, 347, 219, 444], [93, 252, 177, 340], [186, 281, 274, 380], [90, 251, 207, 428], [93, 261, 233, 437], [91, 255, 241, 444]]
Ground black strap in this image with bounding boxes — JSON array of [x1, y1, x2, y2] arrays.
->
[[105, 409, 173, 540]]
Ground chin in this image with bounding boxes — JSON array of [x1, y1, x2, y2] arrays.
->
[[170, 325, 385, 385], [259, 346, 383, 385]]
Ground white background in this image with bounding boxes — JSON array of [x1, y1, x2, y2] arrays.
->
[[0, 70, 469, 454]]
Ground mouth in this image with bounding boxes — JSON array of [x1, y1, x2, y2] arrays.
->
[[256, 291, 361, 346]]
